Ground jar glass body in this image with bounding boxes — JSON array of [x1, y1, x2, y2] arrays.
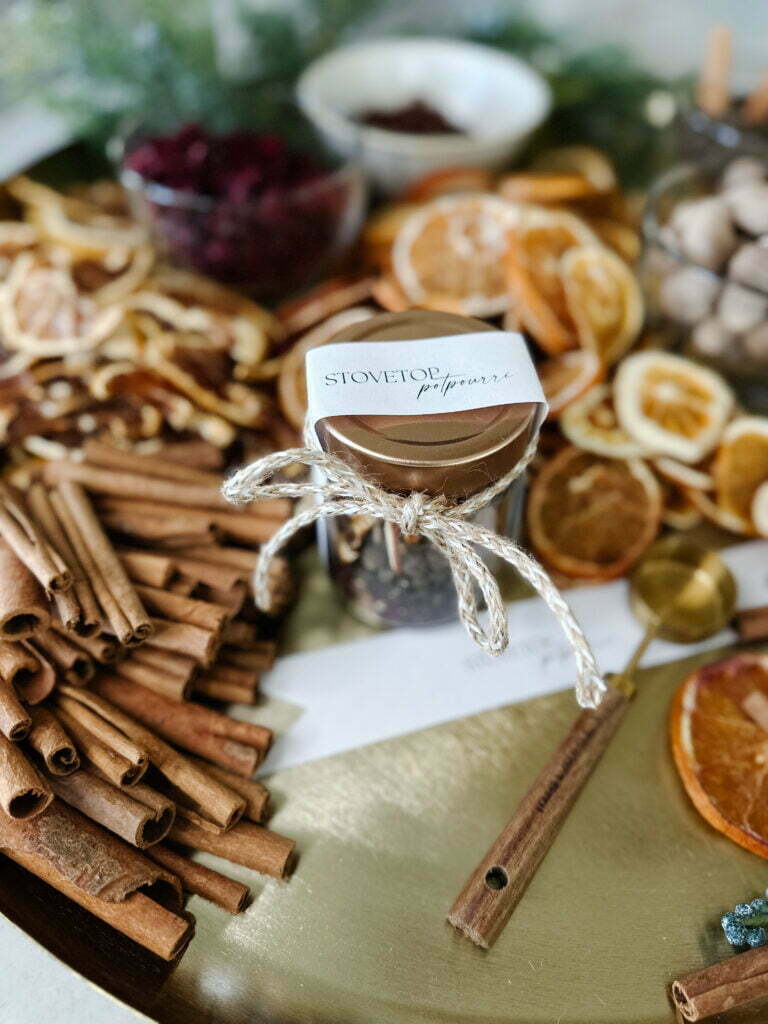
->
[[319, 476, 526, 629]]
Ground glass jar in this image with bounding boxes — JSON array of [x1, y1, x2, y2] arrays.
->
[[641, 160, 768, 410], [314, 310, 539, 629]]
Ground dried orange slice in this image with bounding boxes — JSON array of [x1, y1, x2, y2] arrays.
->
[[504, 237, 574, 354], [392, 194, 522, 316], [561, 246, 643, 365], [753, 481, 768, 537], [363, 203, 421, 269], [588, 217, 641, 264], [498, 172, 600, 205], [684, 485, 754, 536], [652, 455, 715, 492], [277, 306, 376, 430], [528, 146, 618, 193], [537, 350, 604, 418], [276, 275, 377, 336], [614, 352, 733, 463], [527, 445, 662, 580], [403, 166, 494, 202], [661, 483, 703, 530], [670, 653, 768, 859], [713, 416, 768, 525], [371, 274, 411, 313], [560, 384, 646, 458]]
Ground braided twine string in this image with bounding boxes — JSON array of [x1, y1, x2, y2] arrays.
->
[[223, 422, 605, 709]]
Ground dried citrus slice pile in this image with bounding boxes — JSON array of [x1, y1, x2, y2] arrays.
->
[[527, 445, 662, 580], [392, 194, 522, 316], [614, 351, 733, 463], [713, 417, 768, 529], [561, 246, 643, 364], [560, 383, 645, 458], [537, 350, 603, 418], [670, 653, 768, 859]]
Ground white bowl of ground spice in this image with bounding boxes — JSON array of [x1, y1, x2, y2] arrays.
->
[[297, 37, 551, 194]]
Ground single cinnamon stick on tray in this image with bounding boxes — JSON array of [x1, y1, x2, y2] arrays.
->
[[0, 540, 51, 639], [56, 685, 246, 830], [53, 482, 152, 644], [30, 627, 94, 684], [27, 706, 79, 775], [170, 817, 294, 878], [736, 606, 768, 642], [149, 618, 219, 666], [0, 733, 52, 818], [115, 654, 192, 702], [0, 800, 192, 960], [0, 480, 71, 593], [134, 584, 230, 635], [148, 842, 249, 914], [49, 768, 175, 848], [187, 756, 269, 823], [26, 482, 101, 637], [119, 550, 175, 589], [92, 675, 272, 776], [672, 945, 768, 1020], [0, 678, 30, 740]]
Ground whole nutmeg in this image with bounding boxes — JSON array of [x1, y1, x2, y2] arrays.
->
[[728, 182, 768, 235], [743, 321, 768, 360], [721, 156, 766, 191], [669, 196, 736, 270], [728, 242, 768, 292], [659, 265, 720, 324], [691, 317, 734, 357], [717, 281, 768, 332]]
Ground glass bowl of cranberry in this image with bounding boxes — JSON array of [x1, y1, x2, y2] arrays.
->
[[117, 120, 367, 299]]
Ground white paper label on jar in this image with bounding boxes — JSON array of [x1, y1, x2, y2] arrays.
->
[[305, 332, 547, 426]]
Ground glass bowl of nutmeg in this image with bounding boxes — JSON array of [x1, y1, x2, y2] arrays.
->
[[642, 157, 768, 410]]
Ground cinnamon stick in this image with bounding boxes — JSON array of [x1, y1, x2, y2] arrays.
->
[[134, 584, 230, 635], [0, 733, 52, 818], [221, 620, 256, 648], [0, 480, 71, 593], [168, 555, 244, 591], [736, 606, 768, 642], [92, 675, 272, 776], [130, 645, 198, 686], [196, 582, 247, 616], [172, 545, 258, 575], [82, 439, 225, 486], [0, 678, 30, 740], [56, 685, 246, 830], [697, 24, 732, 118], [672, 945, 768, 1020], [0, 801, 192, 960], [30, 627, 94, 684], [53, 482, 152, 644], [50, 768, 175, 848], [743, 72, 768, 125], [222, 642, 276, 673], [53, 706, 145, 787], [55, 691, 148, 772], [17, 642, 56, 704], [193, 675, 258, 705], [149, 618, 219, 666], [168, 575, 197, 596], [66, 629, 121, 664], [100, 509, 217, 547], [169, 817, 294, 878], [119, 550, 175, 589], [26, 482, 101, 637], [148, 843, 249, 914], [27, 706, 79, 775], [187, 756, 269, 823], [0, 539, 51, 639], [115, 654, 192, 702], [149, 438, 224, 470], [0, 640, 40, 689], [98, 498, 284, 545]]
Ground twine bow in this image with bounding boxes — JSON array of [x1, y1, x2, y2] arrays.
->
[[223, 425, 605, 709]]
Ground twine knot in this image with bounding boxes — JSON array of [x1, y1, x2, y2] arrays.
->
[[222, 423, 605, 709]]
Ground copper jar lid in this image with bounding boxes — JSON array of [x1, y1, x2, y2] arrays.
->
[[314, 310, 538, 499]]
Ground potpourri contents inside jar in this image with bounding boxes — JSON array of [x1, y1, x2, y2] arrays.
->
[[356, 100, 464, 135], [311, 310, 540, 629]]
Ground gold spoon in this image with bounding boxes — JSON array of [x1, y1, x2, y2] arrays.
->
[[448, 535, 737, 949]]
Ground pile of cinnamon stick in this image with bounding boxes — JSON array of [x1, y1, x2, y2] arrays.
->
[[0, 441, 296, 961]]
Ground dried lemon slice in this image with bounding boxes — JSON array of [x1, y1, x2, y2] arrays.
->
[[652, 455, 715, 492], [527, 445, 662, 580], [392, 194, 523, 316], [560, 383, 646, 457], [614, 351, 733, 463], [537, 350, 603, 418], [561, 246, 643, 365], [713, 416, 768, 525], [528, 146, 618, 192], [752, 481, 768, 536], [497, 172, 600, 204]]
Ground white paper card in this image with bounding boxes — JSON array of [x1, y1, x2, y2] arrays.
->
[[305, 332, 547, 424], [252, 541, 768, 776]]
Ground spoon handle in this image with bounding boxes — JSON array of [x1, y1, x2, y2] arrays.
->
[[447, 686, 629, 948]]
